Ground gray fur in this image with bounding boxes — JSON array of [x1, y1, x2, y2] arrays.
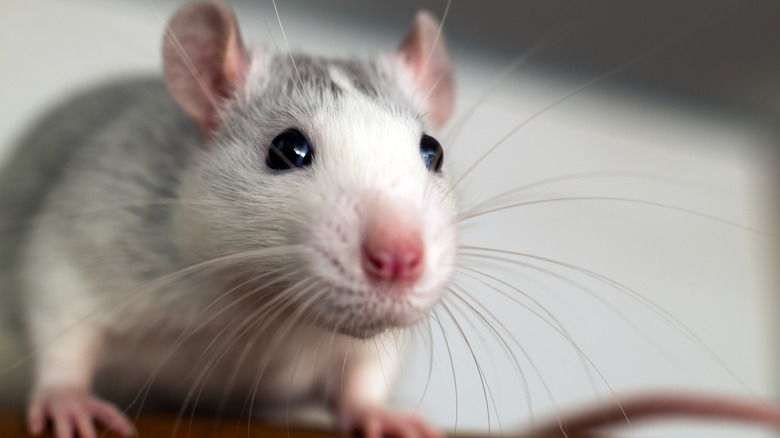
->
[[0, 77, 201, 407], [0, 46, 438, 412], [0, 78, 189, 327]]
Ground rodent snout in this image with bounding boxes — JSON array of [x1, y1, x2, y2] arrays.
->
[[360, 207, 425, 284]]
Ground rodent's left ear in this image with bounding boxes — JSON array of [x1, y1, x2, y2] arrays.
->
[[397, 10, 454, 130], [163, 1, 248, 135]]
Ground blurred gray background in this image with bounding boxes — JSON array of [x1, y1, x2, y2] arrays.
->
[[291, 0, 780, 119]]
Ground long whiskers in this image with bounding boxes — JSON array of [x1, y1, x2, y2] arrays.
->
[[0, 245, 306, 385], [455, 264, 601, 398], [271, 0, 304, 98], [436, 301, 497, 435], [244, 285, 330, 434], [457, 196, 776, 237], [410, 0, 452, 108], [182, 279, 319, 436], [408, 318, 436, 416], [0, 196, 304, 233], [122, 266, 308, 420], [461, 245, 762, 398], [450, 33, 680, 190], [443, 28, 564, 152], [446, 285, 539, 437], [458, 170, 717, 220], [428, 308, 459, 434], [217, 278, 320, 409], [458, 248, 689, 372]]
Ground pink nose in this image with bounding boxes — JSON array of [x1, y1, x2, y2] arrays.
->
[[361, 221, 425, 283]]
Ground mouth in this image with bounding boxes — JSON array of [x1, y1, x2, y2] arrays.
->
[[332, 322, 389, 339], [307, 285, 433, 339]]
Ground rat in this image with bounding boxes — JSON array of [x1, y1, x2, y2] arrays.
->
[[0, 1, 456, 437], [2, 2, 780, 438]]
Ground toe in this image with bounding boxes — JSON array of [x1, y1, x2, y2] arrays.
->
[[385, 414, 418, 438], [87, 398, 134, 436], [411, 416, 440, 438], [73, 408, 97, 438], [343, 405, 439, 438], [52, 409, 74, 438], [364, 415, 382, 438], [27, 401, 46, 435]]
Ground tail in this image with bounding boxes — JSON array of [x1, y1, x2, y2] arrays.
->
[[524, 392, 780, 437]]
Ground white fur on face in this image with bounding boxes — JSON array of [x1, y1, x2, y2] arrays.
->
[[300, 88, 457, 338], [178, 53, 457, 339]]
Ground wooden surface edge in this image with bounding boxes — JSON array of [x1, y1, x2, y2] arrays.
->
[[0, 410, 338, 438], [0, 410, 604, 438]]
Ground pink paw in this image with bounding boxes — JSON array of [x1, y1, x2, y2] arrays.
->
[[340, 405, 441, 438], [27, 388, 135, 438]]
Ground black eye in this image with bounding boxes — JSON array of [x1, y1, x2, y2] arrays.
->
[[267, 129, 313, 170], [419, 134, 443, 172]]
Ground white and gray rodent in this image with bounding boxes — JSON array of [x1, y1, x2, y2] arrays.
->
[[0, 1, 456, 437], [6, 3, 780, 438]]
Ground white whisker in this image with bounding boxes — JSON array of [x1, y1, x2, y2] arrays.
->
[[271, 0, 304, 97]]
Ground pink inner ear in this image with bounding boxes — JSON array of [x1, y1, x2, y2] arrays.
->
[[397, 10, 455, 130], [223, 29, 247, 87], [163, 1, 248, 136]]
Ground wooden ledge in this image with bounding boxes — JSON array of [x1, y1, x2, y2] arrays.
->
[[0, 411, 337, 438], [0, 411, 601, 438]]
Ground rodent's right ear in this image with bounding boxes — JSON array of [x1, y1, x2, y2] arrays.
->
[[397, 10, 454, 130], [163, 1, 247, 135]]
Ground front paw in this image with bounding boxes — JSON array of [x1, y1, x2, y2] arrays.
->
[[339, 404, 441, 438], [28, 387, 134, 438]]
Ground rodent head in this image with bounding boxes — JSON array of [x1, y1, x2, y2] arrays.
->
[[165, 1, 457, 338]]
